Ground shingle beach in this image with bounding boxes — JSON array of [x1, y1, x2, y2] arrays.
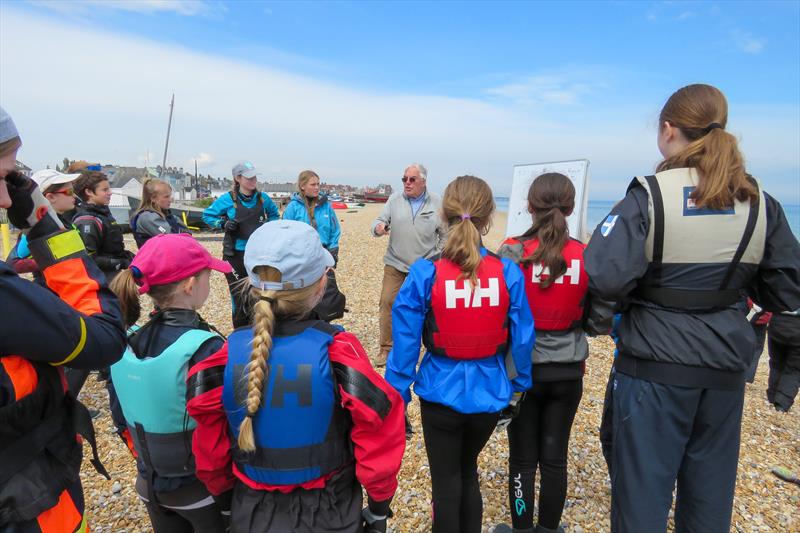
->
[[76, 204, 800, 533]]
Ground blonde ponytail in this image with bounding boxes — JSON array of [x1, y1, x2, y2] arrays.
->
[[441, 175, 495, 286], [236, 265, 323, 452], [109, 269, 141, 328], [237, 293, 276, 452], [657, 84, 757, 210]]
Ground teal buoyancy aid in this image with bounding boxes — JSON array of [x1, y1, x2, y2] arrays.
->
[[111, 328, 221, 478]]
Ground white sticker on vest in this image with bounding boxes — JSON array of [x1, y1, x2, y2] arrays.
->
[[600, 215, 618, 237], [445, 278, 500, 308], [532, 259, 581, 285]]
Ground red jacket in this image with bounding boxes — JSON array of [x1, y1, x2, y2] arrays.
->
[[186, 330, 405, 503]]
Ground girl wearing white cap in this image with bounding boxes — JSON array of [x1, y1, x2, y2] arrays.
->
[[187, 220, 405, 533]]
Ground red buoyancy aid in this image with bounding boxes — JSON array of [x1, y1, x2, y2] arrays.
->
[[509, 237, 588, 331], [423, 253, 510, 360]]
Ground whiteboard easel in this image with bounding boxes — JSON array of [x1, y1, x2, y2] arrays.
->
[[505, 159, 590, 242]]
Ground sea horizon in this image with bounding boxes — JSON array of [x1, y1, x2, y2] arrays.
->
[[494, 197, 800, 240]]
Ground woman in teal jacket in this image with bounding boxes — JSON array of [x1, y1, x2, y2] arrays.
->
[[282, 170, 341, 263], [202, 161, 280, 328]]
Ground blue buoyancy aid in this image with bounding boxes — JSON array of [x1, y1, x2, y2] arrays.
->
[[222, 321, 354, 486], [111, 328, 221, 477]]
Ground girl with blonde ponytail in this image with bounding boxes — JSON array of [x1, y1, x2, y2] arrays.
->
[[496, 173, 613, 533], [584, 83, 800, 532], [187, 220, 406, 533], [106, 234, 231, 533], [385, 175, 534, 533]]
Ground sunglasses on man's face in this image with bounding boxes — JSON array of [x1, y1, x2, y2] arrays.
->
[[402, 176, 418, 184], [52, 188, 74, 196]]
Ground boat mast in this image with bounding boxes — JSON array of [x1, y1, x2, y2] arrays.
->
[[160, 94, 174, 177]]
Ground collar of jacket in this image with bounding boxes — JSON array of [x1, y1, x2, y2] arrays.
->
[[290, 192, 328, 206]]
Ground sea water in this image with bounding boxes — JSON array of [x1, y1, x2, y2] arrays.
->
[[494, 197, 800, 240]]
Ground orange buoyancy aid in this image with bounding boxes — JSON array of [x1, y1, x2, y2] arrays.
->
[[515, 237, 588, 331], [423, 253, 510, 360]]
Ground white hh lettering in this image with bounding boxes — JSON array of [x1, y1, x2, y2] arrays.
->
[[445, 278, 500, 308], [532, 259, 581, 285]]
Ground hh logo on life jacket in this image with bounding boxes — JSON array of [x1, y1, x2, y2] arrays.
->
[[445, 278, 500, 308], [532, 259, 581, 285]]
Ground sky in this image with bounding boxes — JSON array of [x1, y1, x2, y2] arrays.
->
[[0, 0, 798, 203]]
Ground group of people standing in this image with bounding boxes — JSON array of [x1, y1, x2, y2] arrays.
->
[[1, 81, 799, 533]]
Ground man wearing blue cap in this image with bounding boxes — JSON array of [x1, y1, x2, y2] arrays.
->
[[202, 160, 280, 328]]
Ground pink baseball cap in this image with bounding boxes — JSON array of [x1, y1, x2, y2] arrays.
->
[[130, 233, 232, 294]]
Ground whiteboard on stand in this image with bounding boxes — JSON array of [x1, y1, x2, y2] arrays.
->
[[504, 159, 591, 242]]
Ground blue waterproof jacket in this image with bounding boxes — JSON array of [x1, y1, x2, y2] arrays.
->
[[282, 193, 341, 250], [385, 248, 534, 414], [202, 191, 280, 251]]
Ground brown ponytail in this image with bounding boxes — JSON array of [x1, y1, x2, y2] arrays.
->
[[519, 173, 575, 289], [657, 84, 757, 210], [109, 269, 141, 328], [237, 265, 325, 452], [441, 175, 495, 286], [297, 170, 320, 228]]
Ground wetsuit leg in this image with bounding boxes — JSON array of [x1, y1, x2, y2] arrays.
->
[[673, 386, 744, 533], [224, 251, 249, 329], [507, 386, 543, 530], [599, 368, 615, 475], [536, 379, 583, 530], [420, 399, 497, 533]]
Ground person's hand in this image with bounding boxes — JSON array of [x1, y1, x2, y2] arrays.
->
[[362, 506, 392, 533], [4, 171, 62, 233], [754, 311, 772, 326], [496, 392, 524, 430], [223, 219, 239, 232], [375, 222, 390, 236]]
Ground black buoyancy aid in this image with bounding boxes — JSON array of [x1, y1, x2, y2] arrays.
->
[[131, 209, 184, 248], [222, 320, 354, 486], [515, 237, 589, 330], [222, 192, 266, 257], [73, 203, 126, 257], [631, 169, 767, 311], [423, 253, 511, 360], [0, 361, 109, 525]]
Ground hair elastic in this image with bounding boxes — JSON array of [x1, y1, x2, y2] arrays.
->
[[460, 213, 471, 220], [130, 266, 143, 279], [259, 295, 277, 306], [704, 122, 723, 134]]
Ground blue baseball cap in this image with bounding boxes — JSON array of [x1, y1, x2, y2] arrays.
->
[[0, 106, 20, 145], [232, 160, 257, 179], [244, 220, 334, 291]]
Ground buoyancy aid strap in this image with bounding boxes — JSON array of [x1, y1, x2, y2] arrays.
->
[[67, 393, 111, 480], [719, 177, 760, 290], [434, 330, 507, 348], [643, 174, 665, 285], [634, 286, 741, 310], [135, 421, 161, 510]]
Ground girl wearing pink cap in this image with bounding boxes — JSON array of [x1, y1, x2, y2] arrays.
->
[[107, 233, 232, 533]]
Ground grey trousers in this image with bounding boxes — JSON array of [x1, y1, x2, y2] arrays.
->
[[610, 372, 744, 533]]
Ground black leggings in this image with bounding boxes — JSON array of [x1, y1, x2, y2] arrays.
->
[[507, 379, 583, 530], [420, 399, 499, 533], [224, 251, 250, 329]]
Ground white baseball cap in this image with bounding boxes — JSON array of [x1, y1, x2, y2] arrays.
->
[[31, 169, 81, 191], [244, 220, 334, 291], [232, 160, 257, 179]]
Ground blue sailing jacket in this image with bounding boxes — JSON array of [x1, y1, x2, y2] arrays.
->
[[385, 248, 535, 414], [202, 191, 280, 252], [282, 193, 341, 250]]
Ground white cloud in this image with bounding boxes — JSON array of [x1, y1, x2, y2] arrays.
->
[[484, 72, 603, 107], [734, 30, 766, 54], [0, 8, 796, 204], [29, 0, 218, 17]]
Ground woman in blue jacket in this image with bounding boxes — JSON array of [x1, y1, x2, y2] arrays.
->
[[385, 175, 534, 533], [282, 169, 341, 263], [202, 161, 280, 328]]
